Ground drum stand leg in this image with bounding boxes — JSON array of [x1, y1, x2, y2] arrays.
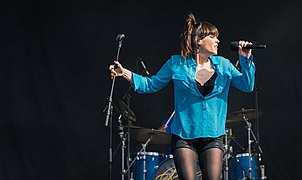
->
[[240, 108, 264, 180], [223, 128, 232, 180], [122, 136, 153, 180], [141, 142, 147, 180], [120, 131, 127, 180], [118, 115, 127, 180], [243, 112, 253, 180]]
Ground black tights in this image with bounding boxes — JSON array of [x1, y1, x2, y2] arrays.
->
[[173, 147, 223, 180]]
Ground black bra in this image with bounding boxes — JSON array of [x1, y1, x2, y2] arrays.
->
[[195, 72, 217, 96]]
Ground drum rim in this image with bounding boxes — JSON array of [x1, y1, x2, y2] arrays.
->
[[154, 158, 176, 179], [136, 151, 166, 157], [235, 153, 258, 158]]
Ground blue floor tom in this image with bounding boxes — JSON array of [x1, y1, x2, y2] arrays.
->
[[228, 153, 259, 180]]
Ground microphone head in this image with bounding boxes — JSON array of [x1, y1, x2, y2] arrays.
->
[[230, 41, 239, 51], [116, 34, 125, 41]]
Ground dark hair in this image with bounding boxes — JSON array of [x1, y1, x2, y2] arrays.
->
[[180, 13, 219, 59]]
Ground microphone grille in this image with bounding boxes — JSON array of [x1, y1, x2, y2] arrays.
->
[[116, 34, 125, 41], [230, 41, 239, 51]]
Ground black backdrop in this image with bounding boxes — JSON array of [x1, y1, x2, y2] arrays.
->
[[1, 0, 301, 179]]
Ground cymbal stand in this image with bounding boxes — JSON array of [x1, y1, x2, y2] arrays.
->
[[123, 136, 153, 180], [117, 115, 127, 180], [141, 137, 151, 180], [242, 110, 253, 180], [122, 88, 132, 180], [254, 84, 265, 164], [230, 136, 245, 152], [250, 125, 263, 155], [223, 128, 232, 180]]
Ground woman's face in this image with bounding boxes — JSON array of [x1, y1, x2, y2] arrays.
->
[[198, 35, 220, 56]]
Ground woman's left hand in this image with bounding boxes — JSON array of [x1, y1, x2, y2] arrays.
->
[[238, 40, 252, 59]]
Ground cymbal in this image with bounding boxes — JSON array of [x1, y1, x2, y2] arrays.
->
[[113, 99, 136, 121], [227, 109, 262, 123], [126, 126, 171, 145]]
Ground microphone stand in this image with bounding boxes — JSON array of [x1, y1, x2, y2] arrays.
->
[[105, 34, 124, 180]]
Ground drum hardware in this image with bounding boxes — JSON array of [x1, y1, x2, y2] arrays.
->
[[240, 108, 263, 180], [118, 125, 172, 180], [122, 134, 153, 180], [234, 156, 248, 179], [229, 153, 259, 180], [117, 114, 128, 180], [223, 128, 233, 180], [230, 136, 245, 153], [226, 108, 264, 180], [113, 99, 136, 122], [223, 128, 247, 180], [259, 165, 267, 180], [154, 158, 202, 180], [226, 109, 262, 124], [129, 126, 172, 145], [113, 95, 136, 180], [120, 125, 173, 180], [245, 115, 254, 180], [132, 152, 168, 180]]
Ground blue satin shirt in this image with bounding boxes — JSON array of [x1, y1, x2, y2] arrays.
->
[[132, 54, 255, 139]]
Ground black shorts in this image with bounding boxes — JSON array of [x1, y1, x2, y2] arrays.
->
[[171, 134, 224, 154]]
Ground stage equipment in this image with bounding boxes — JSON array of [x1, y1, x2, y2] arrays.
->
[[226, 109, 262, 124], [230, 41, 266, 51], [223, 128, 233, 180], [104, 33, 125, 180], [113, 99, 136, 122], [138, 57, 150, 76], [132, 152, 167, 180], [228, 153, 259, 179], [154, 158, 202, 180], [123, 126, 171, 145], [227, 108, 263, 180]]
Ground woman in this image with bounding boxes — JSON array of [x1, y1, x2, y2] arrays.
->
[[109, 13, 255, 180]]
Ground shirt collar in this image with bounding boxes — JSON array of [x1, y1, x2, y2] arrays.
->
[[209, 55, 220, 65]]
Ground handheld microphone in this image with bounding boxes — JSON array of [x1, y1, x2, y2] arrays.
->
[[138, 57, 150, 76], [230, 41, 266, 51], [116, 34, 125, 41]]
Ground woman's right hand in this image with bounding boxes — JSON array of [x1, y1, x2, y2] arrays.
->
[[109, 61, 124, 79]]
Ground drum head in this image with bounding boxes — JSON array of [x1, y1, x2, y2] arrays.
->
[[154, 158, 202, 180]]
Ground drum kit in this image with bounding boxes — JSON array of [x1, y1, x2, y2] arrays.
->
[[224, 108, 265, 180], [113, 99, 266, 180]]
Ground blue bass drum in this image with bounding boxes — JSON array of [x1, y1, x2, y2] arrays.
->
[[153, 157, 202, 180], [132, 152, 167, 180]]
